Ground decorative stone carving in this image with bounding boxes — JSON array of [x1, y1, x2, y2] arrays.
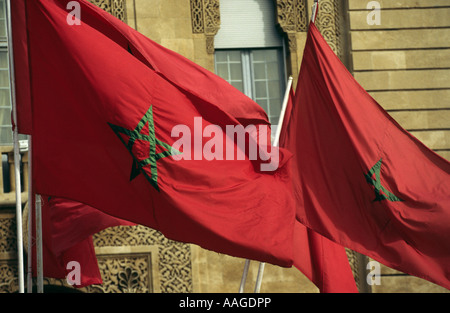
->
[[88, 0, 127, 22], [190, 0, 221, 54], [0, 261, 18, 293], [191, 0, 205, 33], [276, 0, 308, 49], [89, 225, 193, 293], [314, 0, 348, 62], [0, 212, 19, 293], [0, 213, 16, 254], [84, 246, 159, 293]]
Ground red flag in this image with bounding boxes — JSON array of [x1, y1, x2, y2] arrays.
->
[[15, 0, 296, 268], [285, 23, 450, 290], [281, 87, 358, 293], [34, 196, 134, 287], [11, 0, 32, 134]]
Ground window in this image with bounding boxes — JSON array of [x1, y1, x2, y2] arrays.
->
[[215, 48, 285, 125], [214, 0, 286, 138]]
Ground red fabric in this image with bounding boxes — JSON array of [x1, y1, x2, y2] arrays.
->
[[281, 88, 358, 293], [284, 23, 450, 290], [19, 0, 296, 268], [292, 223, 357, 293], [64, 0, 270, 128], [34, 196, 134, 287], [11, 0, 32, 134]]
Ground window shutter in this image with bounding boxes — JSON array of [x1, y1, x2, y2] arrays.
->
[[214, 0, 282, 49]]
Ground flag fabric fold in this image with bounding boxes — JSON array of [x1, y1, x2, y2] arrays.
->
[[283, 22, 450, 290], [34, 196, 134, 287], [61, 0, 270, 128], [14, 0, 296, 271], [281, 87, 358, 293]]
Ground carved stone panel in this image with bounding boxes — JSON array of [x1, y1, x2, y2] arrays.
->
[[190, 0, 221, 54], [276, 0, 308, 32], [88, 0, 127, 22], [315, 0, 340, 54], [84, 246, 160, 293], [314, 0, 351, 66], [0, 261, 18, 293], [88, 225, 193, 293], [0, 212, 16, 255]]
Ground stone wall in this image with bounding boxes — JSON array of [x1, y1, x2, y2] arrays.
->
[[348, 0, 450, 162]]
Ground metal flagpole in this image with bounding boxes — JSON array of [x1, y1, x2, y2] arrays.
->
[[273, 76, 293, 148], [27, 136, 33, 293], [253, 262, 266, 293], [253, 76, 293, 293], [311, 0, 319, 23], [240, 0, 320, 294], [6, 0, 25, 293], [238, 76, 294, 293], [239, 259, 250, 293], [35, 194, 43, 293]]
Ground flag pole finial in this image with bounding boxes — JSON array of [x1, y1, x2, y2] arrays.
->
[[311, 0, 319, 23]]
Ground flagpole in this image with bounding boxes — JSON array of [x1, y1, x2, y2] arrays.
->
[[238, 76, 294, 293], [243, 1, 319, 294], [255, 0, 321, 294], [27, 136, 33, 293], [254, 76, 293, 293], [6, 0, 25, 293], [311, 0, 319, 23], [35, 194, 43, 293], [238, 259, 250, 293], [273, 76, 294, 148], [253, 262, 266, 293]]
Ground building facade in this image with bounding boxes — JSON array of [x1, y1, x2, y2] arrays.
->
[[0, 0, 449, 293]]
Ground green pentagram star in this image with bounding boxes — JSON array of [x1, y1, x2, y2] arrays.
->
[[365, 158, 403, 202], [108, 105, 181, 191]]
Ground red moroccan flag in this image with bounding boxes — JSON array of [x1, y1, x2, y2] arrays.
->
[[284, 23, 450, 289], [281, 88, 358, 293], [14, 0, 295, 268]]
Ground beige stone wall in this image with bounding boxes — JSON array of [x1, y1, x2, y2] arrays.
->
[[190, 247, 317, 293], [126, 0, 215, 71], [348, 0, 450, 162]]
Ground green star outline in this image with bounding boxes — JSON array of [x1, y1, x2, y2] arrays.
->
[[365, 158, 403, 202], [108, 105, 181, 191]]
